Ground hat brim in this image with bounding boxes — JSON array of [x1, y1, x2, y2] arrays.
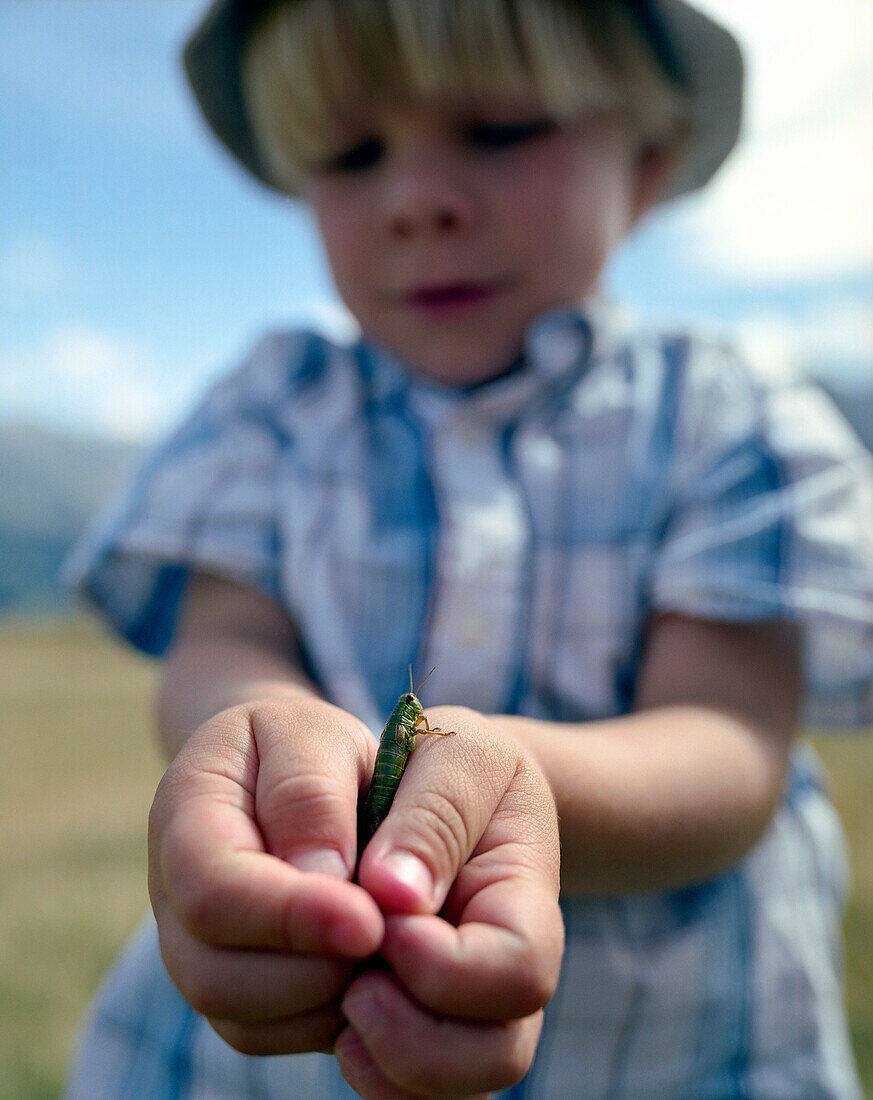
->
[[183, 0, 743, 202]]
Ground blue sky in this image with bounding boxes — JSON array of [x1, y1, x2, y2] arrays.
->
[[3, 0, 871, 440]]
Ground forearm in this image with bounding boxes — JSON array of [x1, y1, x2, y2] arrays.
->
[[499, 704, 790, 896], [155, 573, 325, 760], [157, 633, 320, 759]]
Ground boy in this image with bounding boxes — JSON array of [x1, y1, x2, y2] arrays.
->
[[66, 2, 873, 1096]]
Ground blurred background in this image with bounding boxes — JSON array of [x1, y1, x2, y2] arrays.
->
[[1, 1, 871, 1096]]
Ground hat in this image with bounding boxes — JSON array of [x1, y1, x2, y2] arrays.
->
[[182, 0, 743, 201]]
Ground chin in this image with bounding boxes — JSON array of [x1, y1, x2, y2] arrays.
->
[[414, 359, 518, 388], [402, 340, 526, 388]]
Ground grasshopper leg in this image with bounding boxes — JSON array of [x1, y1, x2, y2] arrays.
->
[[415, 714, 455, 737]]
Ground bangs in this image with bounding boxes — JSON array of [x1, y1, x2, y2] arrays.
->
[[242, 0, 688, 190]]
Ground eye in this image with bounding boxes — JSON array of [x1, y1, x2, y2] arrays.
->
[[323, 137, 383, 173], [465, 117, 557, 149], [405, 694, 415, 703]]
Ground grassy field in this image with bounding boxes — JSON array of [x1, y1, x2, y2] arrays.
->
[[0, 614, 871, 1098]]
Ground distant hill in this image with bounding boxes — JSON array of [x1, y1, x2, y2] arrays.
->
[[0, 376, 870, 615], [0, 423, 145, 612]]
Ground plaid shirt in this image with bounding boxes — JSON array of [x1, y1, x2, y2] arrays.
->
[[65, 303, 873, 1098]]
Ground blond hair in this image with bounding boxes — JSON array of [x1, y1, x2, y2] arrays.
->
[[241, 0, 689, 192]]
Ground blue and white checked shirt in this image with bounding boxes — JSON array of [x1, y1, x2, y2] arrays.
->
[[65, 303, 873, 1098]]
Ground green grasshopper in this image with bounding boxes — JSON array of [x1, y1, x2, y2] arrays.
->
[[362, 667, 455, 841]]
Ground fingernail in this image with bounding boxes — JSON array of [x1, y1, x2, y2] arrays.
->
[[286, 848, 349, 878], [382, 851, 434, 902]]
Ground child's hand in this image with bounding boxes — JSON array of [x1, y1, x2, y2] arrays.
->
[[147, 698, 383, 1055], [337, 707, 564, 1099]]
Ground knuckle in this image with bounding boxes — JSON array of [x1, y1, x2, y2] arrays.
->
[[510, 929, 563, 1012], [514, 958, 559, 1016], [147, 767, 185, 851], [259, 771, 346, 830], [258, 773, 353, 861], [208, 1020, 274, 1057], [466, 1015, 542, 1093], [388, 1026, 535, 1097], [499, 1021, 541, 1087], [209, 1011, 344, 1057], [514, 918, 565, 1012], [147, 774, 208, 904], [171, 868, 225, 939], [157, 928, 224, 1018], [172, 962, 224, 1019], [408, 787, 470, 868]]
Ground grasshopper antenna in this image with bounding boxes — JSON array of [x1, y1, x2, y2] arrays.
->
[[413, 666, 437, 696]]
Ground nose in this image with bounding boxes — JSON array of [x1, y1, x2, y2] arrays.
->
[[382, 153, 475, 239]]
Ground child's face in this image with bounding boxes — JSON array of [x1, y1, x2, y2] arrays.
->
[[304, 97, 656, 386]]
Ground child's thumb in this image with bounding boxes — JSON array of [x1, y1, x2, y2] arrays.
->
[[357, 707, 512, 914]]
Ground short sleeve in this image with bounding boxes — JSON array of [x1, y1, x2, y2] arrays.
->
[[63, 332, 309, 655], [649, 344, 873, 728]]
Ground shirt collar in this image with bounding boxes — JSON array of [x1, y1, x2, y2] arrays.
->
[[524, 297, 632, 373], [523, 306, 594, 379]]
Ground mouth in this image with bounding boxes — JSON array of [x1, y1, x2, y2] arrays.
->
[[402, 280, 504, 316]]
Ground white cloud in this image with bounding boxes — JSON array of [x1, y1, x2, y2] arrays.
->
[[698, 0, 870, 130], [670, 0, 872, 282], [0, 324, 181, 440], [0, 303, 360, 442], [684, 100, 871, 282]]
